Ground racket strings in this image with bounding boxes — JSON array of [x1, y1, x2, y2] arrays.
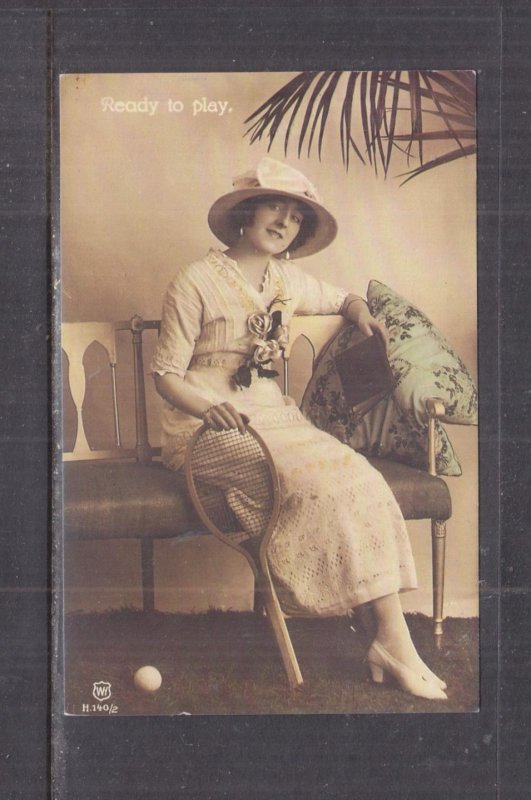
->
[[189, 428, 275, 540]]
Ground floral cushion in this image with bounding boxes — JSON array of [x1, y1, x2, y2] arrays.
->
[[301, 280, 478, 476]]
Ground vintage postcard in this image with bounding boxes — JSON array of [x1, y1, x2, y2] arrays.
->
[[59, 70, 478, 715]]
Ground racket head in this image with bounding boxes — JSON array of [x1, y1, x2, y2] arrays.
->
[[184, 424, 281, 558]]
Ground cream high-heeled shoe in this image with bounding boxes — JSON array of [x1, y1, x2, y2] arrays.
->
[[417, 663, 447, 691], [372, 655, 447, 691], [367, 640, 448, 701]]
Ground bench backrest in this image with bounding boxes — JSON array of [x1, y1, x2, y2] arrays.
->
[[61, 314, 346, 464], [282, 315, 345, 396], [62, 321, 129, 461]]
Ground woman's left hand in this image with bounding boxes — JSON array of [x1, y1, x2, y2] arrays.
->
[[357, 315, 389, 351], [342, 294, 389, 351]]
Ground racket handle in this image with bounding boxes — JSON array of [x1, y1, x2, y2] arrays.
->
[[259, 575, 303, 688]]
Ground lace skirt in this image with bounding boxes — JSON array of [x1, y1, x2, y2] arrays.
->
[[160, 367, 417, 616], [254, 408, 416, 615]]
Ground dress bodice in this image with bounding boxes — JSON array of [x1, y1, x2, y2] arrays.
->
[[151, 249, 347, 378]]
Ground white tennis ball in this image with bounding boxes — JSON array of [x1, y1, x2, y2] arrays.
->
[[133, 666, 162, 693]]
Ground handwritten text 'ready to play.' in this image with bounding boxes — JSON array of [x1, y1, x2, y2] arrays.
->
[[100, 97, 232, 117]]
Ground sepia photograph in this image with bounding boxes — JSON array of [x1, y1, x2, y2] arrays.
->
[[59, 69, 478, 715]]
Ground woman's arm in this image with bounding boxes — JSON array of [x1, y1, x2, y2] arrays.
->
[[288, 266, 388, 348], [154, 373, 249, 433], [341, 293, 389, 349]]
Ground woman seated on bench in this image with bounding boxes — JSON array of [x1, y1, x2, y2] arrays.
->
[[151, 156, 447, 700]]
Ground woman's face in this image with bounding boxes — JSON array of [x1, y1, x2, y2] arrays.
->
[[242, 198, 304, 256]]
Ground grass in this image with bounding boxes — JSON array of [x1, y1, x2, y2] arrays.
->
[[63, 609, 479, 716]]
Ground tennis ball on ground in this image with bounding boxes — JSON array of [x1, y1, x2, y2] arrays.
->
[[133, 666, 162, 693]]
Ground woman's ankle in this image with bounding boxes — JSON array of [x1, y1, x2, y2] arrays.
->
[[376, 618, 412, 651], [374, 630, 419, 664]]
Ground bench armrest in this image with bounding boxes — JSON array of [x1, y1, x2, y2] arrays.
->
[[426, 397, 447, 476]]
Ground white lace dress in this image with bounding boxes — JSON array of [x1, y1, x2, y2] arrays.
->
[[151, 249, 417, 616]]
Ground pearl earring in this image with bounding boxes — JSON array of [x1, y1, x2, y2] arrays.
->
[[285, 250, 290, 260], [239, 226, 244, 237]]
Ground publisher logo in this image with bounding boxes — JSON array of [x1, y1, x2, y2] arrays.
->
[[92, 681, 112, 701]]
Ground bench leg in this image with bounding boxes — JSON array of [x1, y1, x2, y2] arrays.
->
[[431, 520, 446, 644], [140, 539, 155, 612]]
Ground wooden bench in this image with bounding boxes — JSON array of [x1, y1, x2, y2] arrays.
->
[[62, 315, 451, 637]]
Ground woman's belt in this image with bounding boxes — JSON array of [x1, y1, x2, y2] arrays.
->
[[189, 352, 249, 370]]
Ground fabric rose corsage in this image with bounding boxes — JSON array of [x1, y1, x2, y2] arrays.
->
[[253, 338, 281, 363], [247, 312, 272, 338], [233, 298, 290, 389]]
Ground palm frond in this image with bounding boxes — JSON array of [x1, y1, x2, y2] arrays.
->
[[245, 72, 317, 146], [340, 72, 364, 168], [421, 71, 472, 157], [385, 70, 402, 172], [390, 130, 476, 141], [282, 83, 315, 156], [425, 71, 476, 108], [267, 85, 309, 151], [381, 75, 470, 114], [397, 144, 477, 185], [393, 107, 474, 127], [245, 72, 313, 127], [370, 70, 391, 175], [297, 72, 336, 158], [375, 71, 393, 175], [407, 70, 423, 167], [307, 71, 343, 160], [359, 71, 372, 165], [449, 69, 476, 93], [244, 69, 476, 185]]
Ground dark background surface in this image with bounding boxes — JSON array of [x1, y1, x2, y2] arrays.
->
[[0, 2, 529, 798]]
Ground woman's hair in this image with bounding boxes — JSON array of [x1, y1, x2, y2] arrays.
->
[[228, 194, 318, 253]]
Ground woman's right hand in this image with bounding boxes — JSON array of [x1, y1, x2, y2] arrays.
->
[[154, 374, 250, 433], [202, 402, 250, 434]]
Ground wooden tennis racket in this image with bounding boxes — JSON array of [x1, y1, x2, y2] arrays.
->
[[184, 423, 303, 688]]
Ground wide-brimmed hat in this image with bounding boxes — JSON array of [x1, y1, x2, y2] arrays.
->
[[207, 157, 338, 258]]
